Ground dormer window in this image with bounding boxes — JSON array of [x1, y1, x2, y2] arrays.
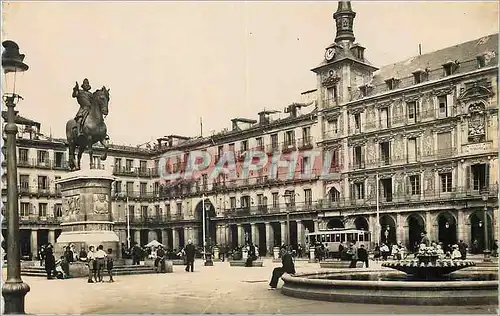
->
[[477, 55, 486, 68], [350, 44, 365, 60], [442, 60, 459, 76], [412, 69, 428, 84], [385, 78, 398, 90], [359, 84, 371, 97]]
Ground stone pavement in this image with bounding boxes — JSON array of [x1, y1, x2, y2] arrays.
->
[[2, 259, 497, 314]]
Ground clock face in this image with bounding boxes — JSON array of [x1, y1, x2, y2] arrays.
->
[[325, 48, 335, 61]]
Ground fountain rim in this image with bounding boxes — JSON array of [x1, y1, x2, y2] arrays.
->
[[282, 269, 498, 289]]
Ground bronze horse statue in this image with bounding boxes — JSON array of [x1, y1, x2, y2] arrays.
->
[[66, 86, 110, 170]]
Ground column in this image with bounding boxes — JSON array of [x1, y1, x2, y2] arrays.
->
[[161, 229, 169, 247], [457, 209, 466, 242], [134, 230, 141, 245], [425, 212, 433, 241], [265, 222, 274, 255], [224, 225, 230, 246], [313, 220, 319, 233], [192, 227, 199, 246], [237, 224, 244, 246], [215, 225, 221, 245], [296, 220, 304, 246], [148, 230, 157, 243], [30, 229, 38, 259], [251, 223, 258, 245], [184, 227, 190, 244], [48, 229, 55, 245], [396, 213, 403, 244], [172, 229, 179, 250], [280, 221, 287, 245]]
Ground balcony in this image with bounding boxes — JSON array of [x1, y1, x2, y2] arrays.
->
[[282, 141, 296, 153], [15, 216, 62, 225], [265, 144, 280, 155], [297, 137, 314, 150], [113, 166, 137, 177], [9, 158, 70, 170], [36, 159, 51, 169], [1, 186, 61, 197], [113, 190, 163, 201], [223, 202, 318, 218]]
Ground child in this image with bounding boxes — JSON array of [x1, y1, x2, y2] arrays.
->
[[106, 248, 114, 282]]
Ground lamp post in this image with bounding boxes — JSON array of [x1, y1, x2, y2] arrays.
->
[[1, 40, 30, 314], [480, 189, 491, 262], [202, 195, 213, 266]]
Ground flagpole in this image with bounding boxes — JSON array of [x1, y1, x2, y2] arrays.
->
[[376, 173, 380, 246], [126, 195, 131, 249], [202, 194, 206, 262]]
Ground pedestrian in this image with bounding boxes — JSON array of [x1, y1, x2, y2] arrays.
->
[[39, 245, 46, 267], [106, 248, 114, 282], [358, 244, 369, 268], [64, 245, 74, 263], [451, 245, 462, 259], [131, 243, 142, 265], [156, 245, 166, 273], [492, 240, 498, 257], [458, 240, 468, 260], [380, 243, 390, 260], [347, 241, 358, 268], [95, 245, 107, 282], [79, 247, 88, 262], [184, 240, 196, 272], [420, 231, 430, 247], [373, 243, 380, 261], [245, 243, 257, 267], [87, 245, 96, 283], [268, 246, 295, 290], [44, 244, 56, 279]]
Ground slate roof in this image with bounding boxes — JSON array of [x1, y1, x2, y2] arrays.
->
[[371, 33, 498, 87], [1, 111, 41, 128]]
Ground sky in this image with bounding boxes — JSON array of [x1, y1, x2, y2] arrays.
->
[[2, 1, 498, 146]]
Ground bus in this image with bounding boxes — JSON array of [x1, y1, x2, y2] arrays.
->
[[305, 228, 372, 254]]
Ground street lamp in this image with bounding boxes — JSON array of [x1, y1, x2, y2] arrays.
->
[[202, 196, 213, 266], [283, 194, 292, 247], [480, 189, 491, 262], [1, 40, 30, 314]]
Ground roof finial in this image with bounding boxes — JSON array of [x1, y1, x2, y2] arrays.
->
[[333, 1, 356, 43]]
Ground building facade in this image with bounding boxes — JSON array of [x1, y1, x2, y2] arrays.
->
[[2, 1, 498, 258]]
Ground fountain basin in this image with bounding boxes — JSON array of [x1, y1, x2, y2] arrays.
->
[[381, 259, 476, 279], [281, 268, 498, 305]]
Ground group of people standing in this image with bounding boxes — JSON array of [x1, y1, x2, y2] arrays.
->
[[86, 245, 114, 283]]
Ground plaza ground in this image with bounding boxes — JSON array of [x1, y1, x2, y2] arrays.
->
[[2, 259, 497, 314]]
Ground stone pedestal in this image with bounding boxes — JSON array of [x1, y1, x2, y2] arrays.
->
[[309, 247, 316, 263], [213, 246, 220, 261], [54, 169, 119, 258], [273, 247, 280, 260]]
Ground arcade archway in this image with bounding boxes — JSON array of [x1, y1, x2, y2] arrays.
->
[[407, 213, 425, 252], [327, 218, 344, 229], [379, 215, 396, 245], [469, 211, 493, 253], [436, 211, 457, 252], [354, 216, 369, 231], [195, 199, 217, 247]]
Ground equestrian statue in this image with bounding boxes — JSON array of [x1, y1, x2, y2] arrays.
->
[[66, 78, 110, 170]]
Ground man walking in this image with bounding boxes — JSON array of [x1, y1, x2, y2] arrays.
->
[[268, 246, 296, 290], [458, 240, 468, 260], [358, 244, 369, 268], [348, 241, 358, 268], [184, 240, 196, 272]]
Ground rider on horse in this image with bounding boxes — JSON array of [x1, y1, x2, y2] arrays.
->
[[72, 78, 93, 137]]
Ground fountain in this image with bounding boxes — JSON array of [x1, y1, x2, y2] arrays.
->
[[281, 246, 498, 305]]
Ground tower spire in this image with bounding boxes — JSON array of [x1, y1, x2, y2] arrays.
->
[[333, 1, 356, 43]]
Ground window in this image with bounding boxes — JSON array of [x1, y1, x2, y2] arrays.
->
[[141, 206, 148, 219], [271, 134, 278, 149], [302, 156, 310, 174], [202, 174, 208, 189], [380, 178, 393, 202], [55, 152, 64, 168], [115, 158, 122, 169], [443, 62, 457, 76], [329, 118, 338, 134], [240, 196, 250, 209], [230, 197, 236, 209], [353, 146, 364, 168], [304, 189, 312, 206], [176, 202, 182, 215], [55, 176, 61, 194], [353, 183, 365, 200], [128, 205, 135, 220], [385, 78, 397, 90], [241, 140, 248, 152], [125, 159, 134, 171], [38, 176, 48, 190], [18, 148, 28, 163], [54, 204, 63, 217], [413, 71, 422, 84], [329, 188, 340, 202], [37, 150, 48, 165], [438, 95, 448, 118], [165, 204, 171, 217], [469, 164, 488, 191], [407, 101, 417, 121], [272, 192, 279, 208], [285, 130, 295, 146], [284, 190, 295, 206], [330, 149, 341, 170], [256, 137, 263, 150], [379, 108, 389, 129], [326, 86, 337, 105], [354, 113, 361, 131], [140, 183, 147, 196], [379, 142, 390, 165], [19, 175, 29, 192], [126, 182, 134, 196], [437, 132, 452, 157], [229, 143, 235, 154], [257, 194, 264, 207], [139, 160, 147, 172], [477, 55, 486, 68], [114, 181, 122, 194], [407, 137, 418, 163], [20, 202, 30, 217], [153, 182, 159, 195], [440, 173, 453, 193], [409, 175, 421, 195], [38, 203, 48, 217], [359, 85, 368, 97], [302, 127, 311, 142], [155, 205, 160, 217]]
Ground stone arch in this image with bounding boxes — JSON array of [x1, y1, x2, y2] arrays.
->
[[435, 211, 458, 251], [354, 216, 369, 231], [406, 213, 425, 252], [379, 214, 397, 245], [327, 218, 345, 229], [194, 198, 217, 247], [468, 210, 493, 253]]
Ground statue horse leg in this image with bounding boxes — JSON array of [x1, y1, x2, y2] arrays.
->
[[68, 141, 76, 170], [77, 144, 86, 170], [87, 135, 94, 169], [99, 137, 109, 161]]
